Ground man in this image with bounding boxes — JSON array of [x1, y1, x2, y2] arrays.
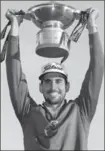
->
[[5, 7, 103, 150]]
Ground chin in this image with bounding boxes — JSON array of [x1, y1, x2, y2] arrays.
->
[[46, 97, 63, 105]]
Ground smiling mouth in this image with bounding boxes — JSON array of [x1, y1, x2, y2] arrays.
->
[[49, 92, 59, 97]]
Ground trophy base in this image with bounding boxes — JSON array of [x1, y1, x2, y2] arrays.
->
[[36, 44, 69, 58]]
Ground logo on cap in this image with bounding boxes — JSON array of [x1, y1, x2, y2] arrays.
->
[[39, 62, 67, 80], [43, 63, 63, 72]]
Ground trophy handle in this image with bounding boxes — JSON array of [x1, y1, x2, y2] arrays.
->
[[26, 10, 43, 28], [68, 10, 89, 43]]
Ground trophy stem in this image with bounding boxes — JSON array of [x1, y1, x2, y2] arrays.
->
[[42, 21, 63, 28]]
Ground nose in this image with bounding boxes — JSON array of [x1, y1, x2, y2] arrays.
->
[[50, 80, 57, 91]]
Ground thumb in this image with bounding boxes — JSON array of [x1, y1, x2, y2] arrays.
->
[[17, 15, 24, 26]]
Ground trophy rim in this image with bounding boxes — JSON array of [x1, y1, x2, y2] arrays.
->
[[28, 2, 76, 12], [27, 2, 77, 29]]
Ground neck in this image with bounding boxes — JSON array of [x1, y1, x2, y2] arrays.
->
[[44, 100, 65, 118]]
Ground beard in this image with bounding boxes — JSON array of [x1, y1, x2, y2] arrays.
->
[[43, 91, 65, 105], [44, 97, 61, 105]]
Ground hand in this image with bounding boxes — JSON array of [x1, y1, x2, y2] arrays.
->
[[86, 8, 99, 27], [5, 9, 24, 26]]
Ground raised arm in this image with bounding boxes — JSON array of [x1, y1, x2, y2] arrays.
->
[[5, 9, 36, 122], [76, 8, 104, 122]]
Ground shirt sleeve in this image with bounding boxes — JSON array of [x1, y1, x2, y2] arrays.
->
[[75, 32, 104, 123], [6, 35, 37, 123]]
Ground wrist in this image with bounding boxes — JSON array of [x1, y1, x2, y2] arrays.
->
[[87, 25, 98, 34], [10, 20, 19, 36], [87, 20, 98, 34], [11, 18, 19, 27]]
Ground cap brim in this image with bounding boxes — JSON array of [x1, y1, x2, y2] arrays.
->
[[39, 71, 67, 80]]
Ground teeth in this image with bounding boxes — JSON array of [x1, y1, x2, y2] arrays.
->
[[50, 92, 58, 96]]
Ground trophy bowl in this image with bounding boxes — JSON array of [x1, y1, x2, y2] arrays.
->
[[27, 2, 77, 29]]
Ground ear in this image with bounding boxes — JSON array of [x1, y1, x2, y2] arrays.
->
[[66, 82, 70, 92], [39, 83, 43, 93]]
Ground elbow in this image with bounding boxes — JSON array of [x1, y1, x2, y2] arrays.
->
[[99, 53, 104, 73], [95, 51, 104, 71], [100, 50, 104, 66], [99, 47, 104, 69]]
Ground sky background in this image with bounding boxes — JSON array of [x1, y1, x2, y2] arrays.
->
[[1, 1, 104, 150]]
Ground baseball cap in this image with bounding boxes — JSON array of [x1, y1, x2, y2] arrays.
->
[[39, 62, 68, 80]]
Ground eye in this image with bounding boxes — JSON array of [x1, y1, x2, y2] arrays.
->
[[56, 79, 63, 84], [43, 79, 51, 84]]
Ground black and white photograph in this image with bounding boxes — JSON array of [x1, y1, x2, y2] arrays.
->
[[1, 1, 104, 150]]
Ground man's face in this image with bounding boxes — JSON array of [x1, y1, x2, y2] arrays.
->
[[40, 72, 69, 105]]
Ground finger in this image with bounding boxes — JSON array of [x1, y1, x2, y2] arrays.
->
[[5, 9, 15, 17], [82, 7, 92, 14], [7, 9, 22, 15], [89, 8, 99, 19], [5, 9, 12, 18], [86, 7, 93, 13]]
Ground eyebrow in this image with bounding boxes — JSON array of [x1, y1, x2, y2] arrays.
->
[[41, 75, 67, 84]]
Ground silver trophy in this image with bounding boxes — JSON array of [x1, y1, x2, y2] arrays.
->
[[0, 1, 89, 63]]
